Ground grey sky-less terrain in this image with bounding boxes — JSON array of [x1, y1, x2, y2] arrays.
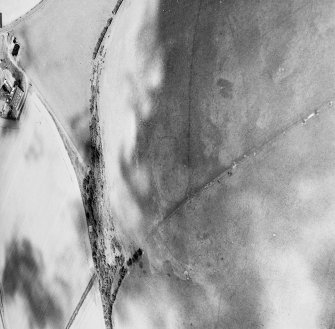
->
[[2, 0, 335, 329]]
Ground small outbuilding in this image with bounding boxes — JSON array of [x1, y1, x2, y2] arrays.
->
[[12, 44, 20, 57], [10, 86, 24, 119]]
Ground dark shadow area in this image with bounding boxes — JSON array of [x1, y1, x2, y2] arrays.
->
[[2, 238, 63, 329], [0, 118, 20, 136], [70, 109, 92, 162], [24, 129, 44, 161], [72, 199, 92, 260], [14, 26, 34, 70], [129, 0, 333, 223], [113, 0, 335, 328]]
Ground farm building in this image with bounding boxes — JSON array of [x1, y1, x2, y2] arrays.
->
[[10, 86, 24, 118], [0, 69, 4, 86], [11, 44, 20, 56], [0, 35, 5, 60], [0, 100, 10, 118]]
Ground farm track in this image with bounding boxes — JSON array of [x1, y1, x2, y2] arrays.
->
[[65, 273, 97, 329]]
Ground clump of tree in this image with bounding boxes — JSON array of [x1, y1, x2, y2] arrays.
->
[[92, 17, 113, 59]]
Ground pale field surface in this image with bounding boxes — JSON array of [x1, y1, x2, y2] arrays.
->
[[98, 0, 335, 328], [12, 0, 118, 160], [99, 0, 163, 247], [0, 90, 94, 329], [0, 0, 41, 26], [70, 280, 105, 329]]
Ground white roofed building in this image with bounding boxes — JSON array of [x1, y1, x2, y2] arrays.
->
[[3, 69, 15, 88], [0, 69, 4, 86]]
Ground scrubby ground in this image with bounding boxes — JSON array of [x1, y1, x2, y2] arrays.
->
[[83, 2, 132, 327]]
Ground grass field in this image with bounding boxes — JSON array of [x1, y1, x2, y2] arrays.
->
[[0, 0, 41, 26], [0, 90, 95, 329], [12, 0, 118, 160], [97, 0, 335, 328]]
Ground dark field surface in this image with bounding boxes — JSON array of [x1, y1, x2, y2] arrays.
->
[[96, 0, 335, 328]]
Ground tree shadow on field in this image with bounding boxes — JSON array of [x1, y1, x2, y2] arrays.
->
[[72, 199, 92, 260], [2, 238, 63, 329], [14, 26, 34, 71], [24, 129, 44, 161], [0, 118, 20, 137], [70, 109, 92, 162]]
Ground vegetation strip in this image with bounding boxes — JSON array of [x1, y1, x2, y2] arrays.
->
[[93, 0, 124, 59], [87, 1, 131, 328]]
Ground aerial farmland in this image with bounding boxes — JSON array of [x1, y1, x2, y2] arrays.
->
[[3, 0, 335, 329]]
